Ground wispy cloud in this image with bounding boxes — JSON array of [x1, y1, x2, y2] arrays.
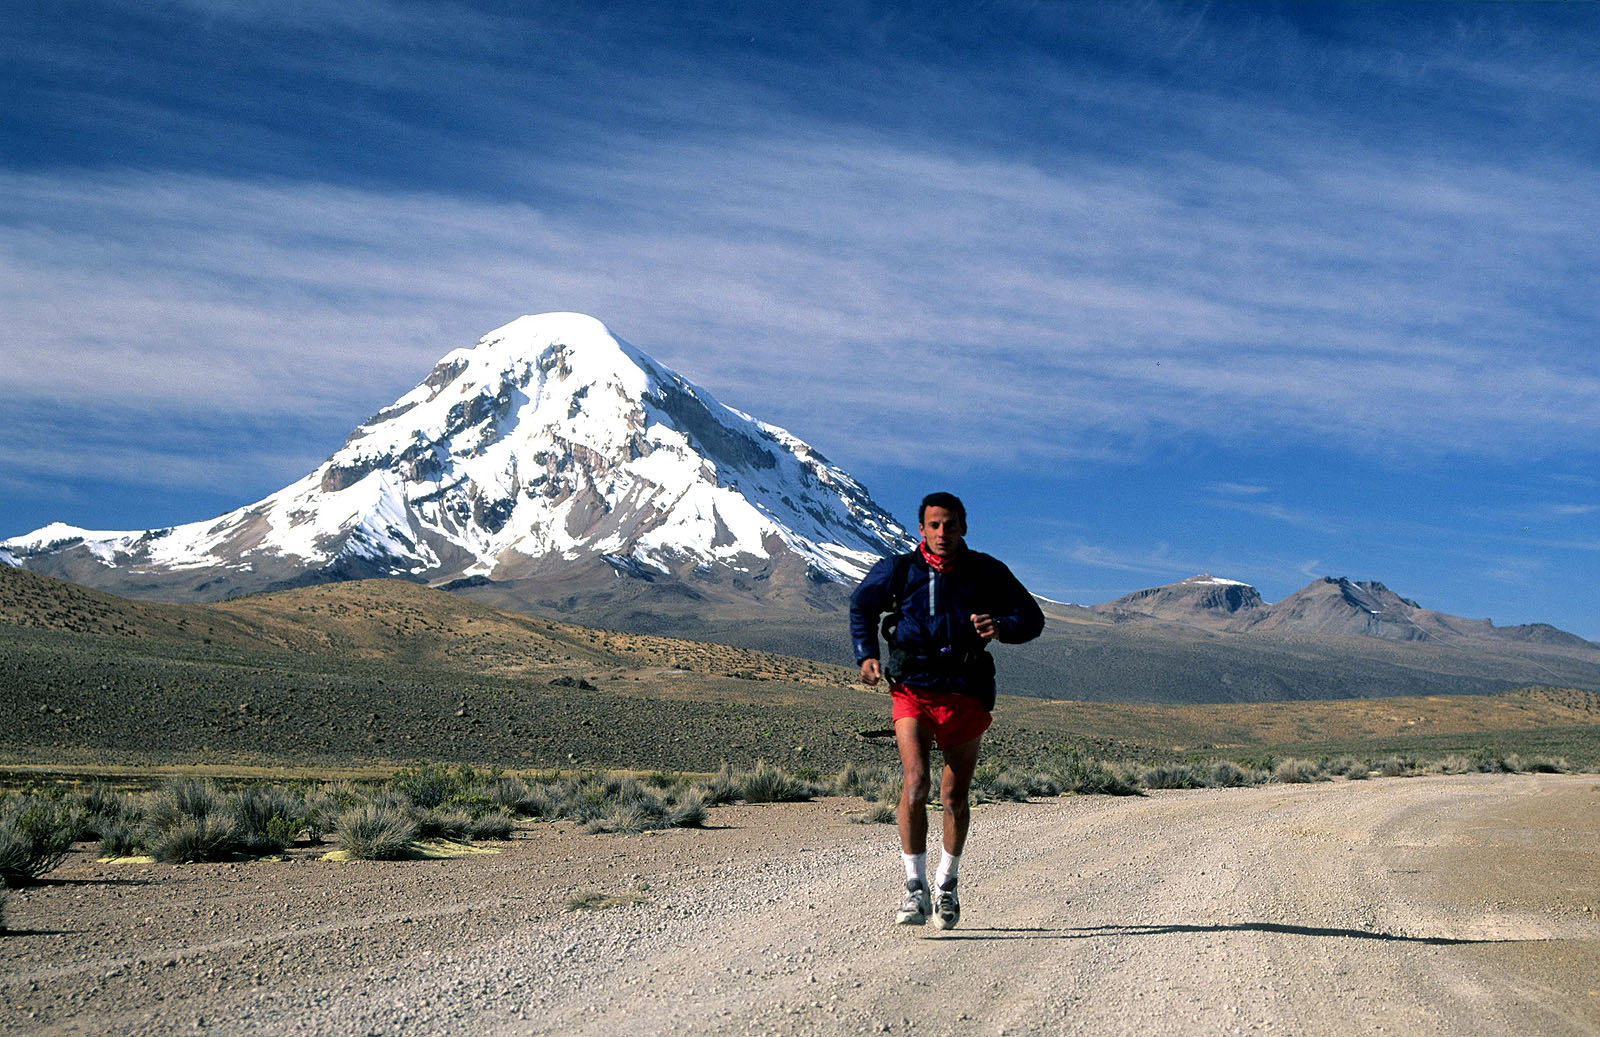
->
[[4, 1, 1598, 511]]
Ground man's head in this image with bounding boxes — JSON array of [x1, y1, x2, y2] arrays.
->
[[918, 492, 967, 557]]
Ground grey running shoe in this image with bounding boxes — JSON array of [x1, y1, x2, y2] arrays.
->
[[895, 880, 930, 925], [933, 878, 960, 930]]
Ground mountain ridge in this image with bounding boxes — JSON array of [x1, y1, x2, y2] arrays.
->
[[2, 313, 912, 606]]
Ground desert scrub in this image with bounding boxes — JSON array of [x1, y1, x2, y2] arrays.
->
[[1139, 764, 1206, 790], [1377, 756, 1420, 778], [851, 802, 898, 825], [227, 785, 308, 855], [68, 784, 130, 842], [734, 761, 820, 803], [1205, 761, 1259, 787], [698, 764, 742, 806], [1523, 756, 1570, 773], [466, 807, 517, 841], [390, 762, 493, 813], [148, 817, 240, 864], [0, 793, 76, 885], [415, 806, 473, 841], [144, 779, 227, 831], [1343, 762, 1371, 780], [1272, 758, 1326, 784], [97, 822, 145, 859], [334, 803, 418, 860]]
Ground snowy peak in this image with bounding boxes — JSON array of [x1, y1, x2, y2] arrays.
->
[[3, 313, 913, 598]]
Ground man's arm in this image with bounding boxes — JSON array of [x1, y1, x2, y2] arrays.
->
[[980, 558, 1045, 645], [849, 557, 896, 681]]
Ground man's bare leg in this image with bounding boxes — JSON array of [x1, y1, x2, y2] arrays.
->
[[930, 735, 980, 929], [939, 734, 981, 856], [893, 717, 934, 924], [894, 716, 933, 854]]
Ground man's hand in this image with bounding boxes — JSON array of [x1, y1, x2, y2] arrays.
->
[[860, 658, 882, 686], [971, 613, 998, 641]]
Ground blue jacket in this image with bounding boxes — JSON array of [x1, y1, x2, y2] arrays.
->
[[850, 548, 1044, 709]]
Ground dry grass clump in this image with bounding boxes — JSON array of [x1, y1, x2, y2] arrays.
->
[[851, 802, 898, 825], [0, 793, 76, 885], [1205, 761, 1260, 787], [466, 808, 517, 840], [1272, 758, 1327, 783], [735, 761, 820, 803], [334, 802, 418, 860], [1139, 764, 1206, 790], [148, 817, 240, 864], [227, 785, 308, 855]]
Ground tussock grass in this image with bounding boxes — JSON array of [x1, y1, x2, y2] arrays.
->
[[851, 803, 897, 825], [1272, 758, 1327, 784], [148, 816, 239, 864], [0, 793, 76, 885], [334, 803, 418, 860], [227, 785, 307, 855], [736, 760, 819, 803], [97, 822, 145, 858]]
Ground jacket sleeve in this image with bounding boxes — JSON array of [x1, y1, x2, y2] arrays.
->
[[849, 557, 896, 664], [988, 559, 1045, 645]]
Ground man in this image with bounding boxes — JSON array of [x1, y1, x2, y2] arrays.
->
[[850, 492, 1044, 929]]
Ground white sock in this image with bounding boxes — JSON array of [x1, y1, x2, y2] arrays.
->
[[935, 852, 960, 888], [902, 852, 927, 885]]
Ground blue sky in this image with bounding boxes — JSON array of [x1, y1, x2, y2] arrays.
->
[[3, 1, 1597, 638]]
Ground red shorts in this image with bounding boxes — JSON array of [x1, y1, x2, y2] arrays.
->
[[890, 684, 992, 750]]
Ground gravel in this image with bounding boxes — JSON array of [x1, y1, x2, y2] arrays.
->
[[3, 773, 1598, 1035]]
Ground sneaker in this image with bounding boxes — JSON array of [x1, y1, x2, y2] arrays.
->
[[895, 879, 930, 925], [933, 878, 960, 930]]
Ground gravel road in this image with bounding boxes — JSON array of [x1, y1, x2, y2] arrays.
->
[[4, 773, 1597, 1035]]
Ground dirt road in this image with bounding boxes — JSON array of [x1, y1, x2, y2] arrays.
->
[[4, 773, 1598, 1035]]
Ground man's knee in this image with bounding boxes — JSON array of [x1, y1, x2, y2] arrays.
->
[[902, 770, 932, 803]]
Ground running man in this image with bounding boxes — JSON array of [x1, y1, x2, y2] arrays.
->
[[850, 492, 1044, 928]]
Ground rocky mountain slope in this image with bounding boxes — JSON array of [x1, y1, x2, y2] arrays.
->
[[1097, 574, 1595, 649], [2, 313, 912, 610]]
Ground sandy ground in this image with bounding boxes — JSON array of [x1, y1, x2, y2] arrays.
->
[[3, 772, 1598, 1036]]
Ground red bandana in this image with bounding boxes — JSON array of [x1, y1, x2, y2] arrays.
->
[[919, 540, 955, 573]]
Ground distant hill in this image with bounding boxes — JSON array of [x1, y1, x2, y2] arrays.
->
[[3, 567, 1598, 773]]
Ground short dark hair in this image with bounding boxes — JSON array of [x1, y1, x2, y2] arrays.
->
[[918, 492, 967, 527]]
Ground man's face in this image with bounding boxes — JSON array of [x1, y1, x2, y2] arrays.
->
[[919, 506, 966, 557]]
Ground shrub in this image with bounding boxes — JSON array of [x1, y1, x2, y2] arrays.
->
[[1206, 761, 1256, 787], [228, 786, 307, 855], [1140, 764, 1205, 790], [699, 764, 742, 806], [665, 788, 707, 829], [145, 779, 226, 830], [148, 817, 239, 864], [466, 808, 516, 841], [851, 803, 897, 825], [0, 795, 76, 885], [415, 807, 473, 841], [1344, 763, 1370, 781], [334, 803, 417, 860], [1524, 756, 1569, 773], [1377, 756, 1414, 778], [972, 767, 1030, 803], [735, 761, 817, 803], [390, 762, 486, 810], [69, 785, 129, 841], [97, 822, 145, 859], [1272, 758, 1325, 784]]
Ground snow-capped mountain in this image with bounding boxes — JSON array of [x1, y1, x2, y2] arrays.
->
[[3, 313, 913, 602]]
